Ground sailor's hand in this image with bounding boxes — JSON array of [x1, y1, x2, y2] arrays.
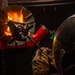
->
[[32, 47, 51, 75]]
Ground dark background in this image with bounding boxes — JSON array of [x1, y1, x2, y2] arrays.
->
[[0, 1, 75, 75]]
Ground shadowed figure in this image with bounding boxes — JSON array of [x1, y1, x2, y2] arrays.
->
[[32, 14, 75, 75]]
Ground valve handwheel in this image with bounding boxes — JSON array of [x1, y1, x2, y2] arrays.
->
[[0, 5, 35, 46]]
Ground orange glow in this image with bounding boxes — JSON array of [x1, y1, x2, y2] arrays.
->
[[4, 26, 12, 36], [4, 10, 24, 36], [7, 10, 24, 22]]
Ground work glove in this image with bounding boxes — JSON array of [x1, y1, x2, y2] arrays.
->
[[32, 47, 51, 75]]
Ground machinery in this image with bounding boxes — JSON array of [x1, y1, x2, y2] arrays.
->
[[0, 4, 75, 75], [0, 5, 49, 50]]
